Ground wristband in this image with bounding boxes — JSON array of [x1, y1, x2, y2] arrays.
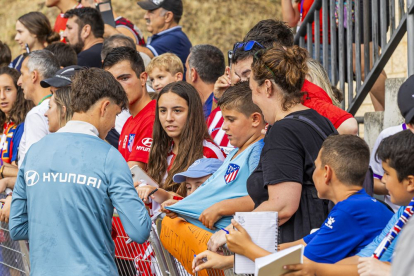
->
[[148, 188, 158, 197]]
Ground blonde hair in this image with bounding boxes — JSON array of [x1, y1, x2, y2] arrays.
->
[[306, 58, 341, 107], [146, 53, 184, 75], [54, 86, 73, 128]]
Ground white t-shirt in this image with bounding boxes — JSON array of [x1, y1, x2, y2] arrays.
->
[[18, 99, 50, 167], [114, 109, 131, 134], [369, 123, 406, 212]]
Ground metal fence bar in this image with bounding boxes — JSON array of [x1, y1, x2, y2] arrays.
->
[[307, 23, 313, 55], [355, 0, 362, 92], [338, 0, 346, 109], [390, 0, 396, 34], [322, 0, 329, 73], [346, 0, 354, 108], [314, 9, 321, 62], [408, 0, 414, 76], [330, 0, 338, 84], [381, 0, 388, 49]]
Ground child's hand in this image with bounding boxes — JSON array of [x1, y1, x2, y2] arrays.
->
[[282, 262, 317, 276], [0, 195, 12, 223], [192, 251, 234, 272], [357, 257, 391, 276], [161, 199, 179, 219], [207, 229, 227, 252], [199, 204, 222, 229], [136, 185, 157, 203], [226, 219, 254, 256]]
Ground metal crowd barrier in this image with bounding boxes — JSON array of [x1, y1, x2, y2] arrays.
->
[[0, 200, 251, 276], [0, 193, 30, 276]]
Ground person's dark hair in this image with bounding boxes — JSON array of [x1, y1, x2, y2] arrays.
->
[[70, 68, 128, 113], [18, 12, 60, 45], [26, 50, 60, 79], [188, 45, 225, 84], [45, 42, 78, 67], [147, 81, 212, 196], [102, 47, 145, 77], [101, 34, 136, 61], [331, 85, 344, 103], [0, 41, 12, 67], [251, 44, 308, 111], [0, 67, 34, 127], [232, 20, 294, 65], [376, 130, 414, 182], [320, 135, 370, 186], [64, 7, 104, 39], [218, 81, 263, 118]]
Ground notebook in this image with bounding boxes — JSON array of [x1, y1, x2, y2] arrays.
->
[[255, 245, 304, 276], [233, 212, 278, 274]]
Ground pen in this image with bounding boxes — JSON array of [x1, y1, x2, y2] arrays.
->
[[221, 228, 229, 234]]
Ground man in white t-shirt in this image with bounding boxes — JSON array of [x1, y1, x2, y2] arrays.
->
[[17, 50, 60, 167]]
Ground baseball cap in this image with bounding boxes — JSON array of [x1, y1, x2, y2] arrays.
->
[[137, 0, 183, 17], [397, 75, 414, 124], [173, 158, 223, 183], [40, 65, 83, 88]]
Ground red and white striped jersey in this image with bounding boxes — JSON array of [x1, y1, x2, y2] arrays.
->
[[206, 107, 234, 155]]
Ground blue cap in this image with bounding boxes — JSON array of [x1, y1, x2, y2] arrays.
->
[[173, 158, 223, 183]]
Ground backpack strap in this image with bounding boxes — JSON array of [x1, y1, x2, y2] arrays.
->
[[284, 114, 330, 140]]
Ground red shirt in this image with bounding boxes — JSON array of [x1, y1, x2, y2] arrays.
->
[[118, 100, 156, 163], [302, 80, 353, 128], [54, 4, 83, 43], [298, 0, 330, 43], [206, 107, 234, 155]]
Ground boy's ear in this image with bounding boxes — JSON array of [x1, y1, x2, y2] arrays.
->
[[250, 112, 263, 128], [175, 72, 183, 81], [99, 99, 111, 117], [324, 164, 333, 185], [140, 72, 148, 87], [405, 175, 414, 193]]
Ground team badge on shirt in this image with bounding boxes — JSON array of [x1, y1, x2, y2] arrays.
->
[[128, 134, 136, 152], [224, 163, 240, 184]]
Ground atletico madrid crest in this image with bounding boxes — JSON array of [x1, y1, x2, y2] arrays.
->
[[224, 163, 240, 184], [128, 134, 136, 152]]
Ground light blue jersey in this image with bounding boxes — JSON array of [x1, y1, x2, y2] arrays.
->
[[167, 139, 264, 232], [9, 121, 151, 276]]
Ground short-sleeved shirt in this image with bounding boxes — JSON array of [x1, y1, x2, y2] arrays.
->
[[167, 139, 264, 232], [391, 213, 414, 276], [18, 99, 50, 167], [115, 16, 145, 46], [369, 124, 406, 212], [303, 189, 393, 263], [357, 206, 405, 261], [146, 26, 192, 66], [207, 107, 234, 155], [54, 4, 83, 43], [118, 100, 156, 163], [203, 93, 214, 119], [1, 122, 24, 165], [9, 54, 25, 72], [302, 80, 354, 129], [77, 43, 103, 68], [247, 109, 336, 243]]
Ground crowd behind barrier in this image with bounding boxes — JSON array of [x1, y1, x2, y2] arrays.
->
[[1, 0, 414, 275]]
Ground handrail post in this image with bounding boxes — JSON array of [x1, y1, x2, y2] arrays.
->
[[408, 0, 414, 76]]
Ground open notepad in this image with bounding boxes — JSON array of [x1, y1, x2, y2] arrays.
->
[[234, 212, 278, 274], [255, 244, 304, 276]]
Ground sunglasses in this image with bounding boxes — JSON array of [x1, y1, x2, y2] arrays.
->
[[228, 40, 265, 65]]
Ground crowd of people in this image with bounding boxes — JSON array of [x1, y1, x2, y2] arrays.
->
[[0, 0, 413, 276]]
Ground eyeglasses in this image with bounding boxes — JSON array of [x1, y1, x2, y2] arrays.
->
[[228, 40, 265, 65]]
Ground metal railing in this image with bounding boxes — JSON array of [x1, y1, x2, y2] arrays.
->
[[295, 0, 414, 115]]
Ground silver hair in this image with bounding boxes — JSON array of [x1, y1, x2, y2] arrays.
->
[[26, 50, 60, 79]]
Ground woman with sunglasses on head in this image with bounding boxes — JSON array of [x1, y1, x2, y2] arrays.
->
[[11, 12, 60, 72]]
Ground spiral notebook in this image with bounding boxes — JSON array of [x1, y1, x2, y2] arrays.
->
[[233, 212, 278, 274]]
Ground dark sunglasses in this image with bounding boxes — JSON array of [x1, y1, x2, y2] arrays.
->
[[228, 40, 265, 65]]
